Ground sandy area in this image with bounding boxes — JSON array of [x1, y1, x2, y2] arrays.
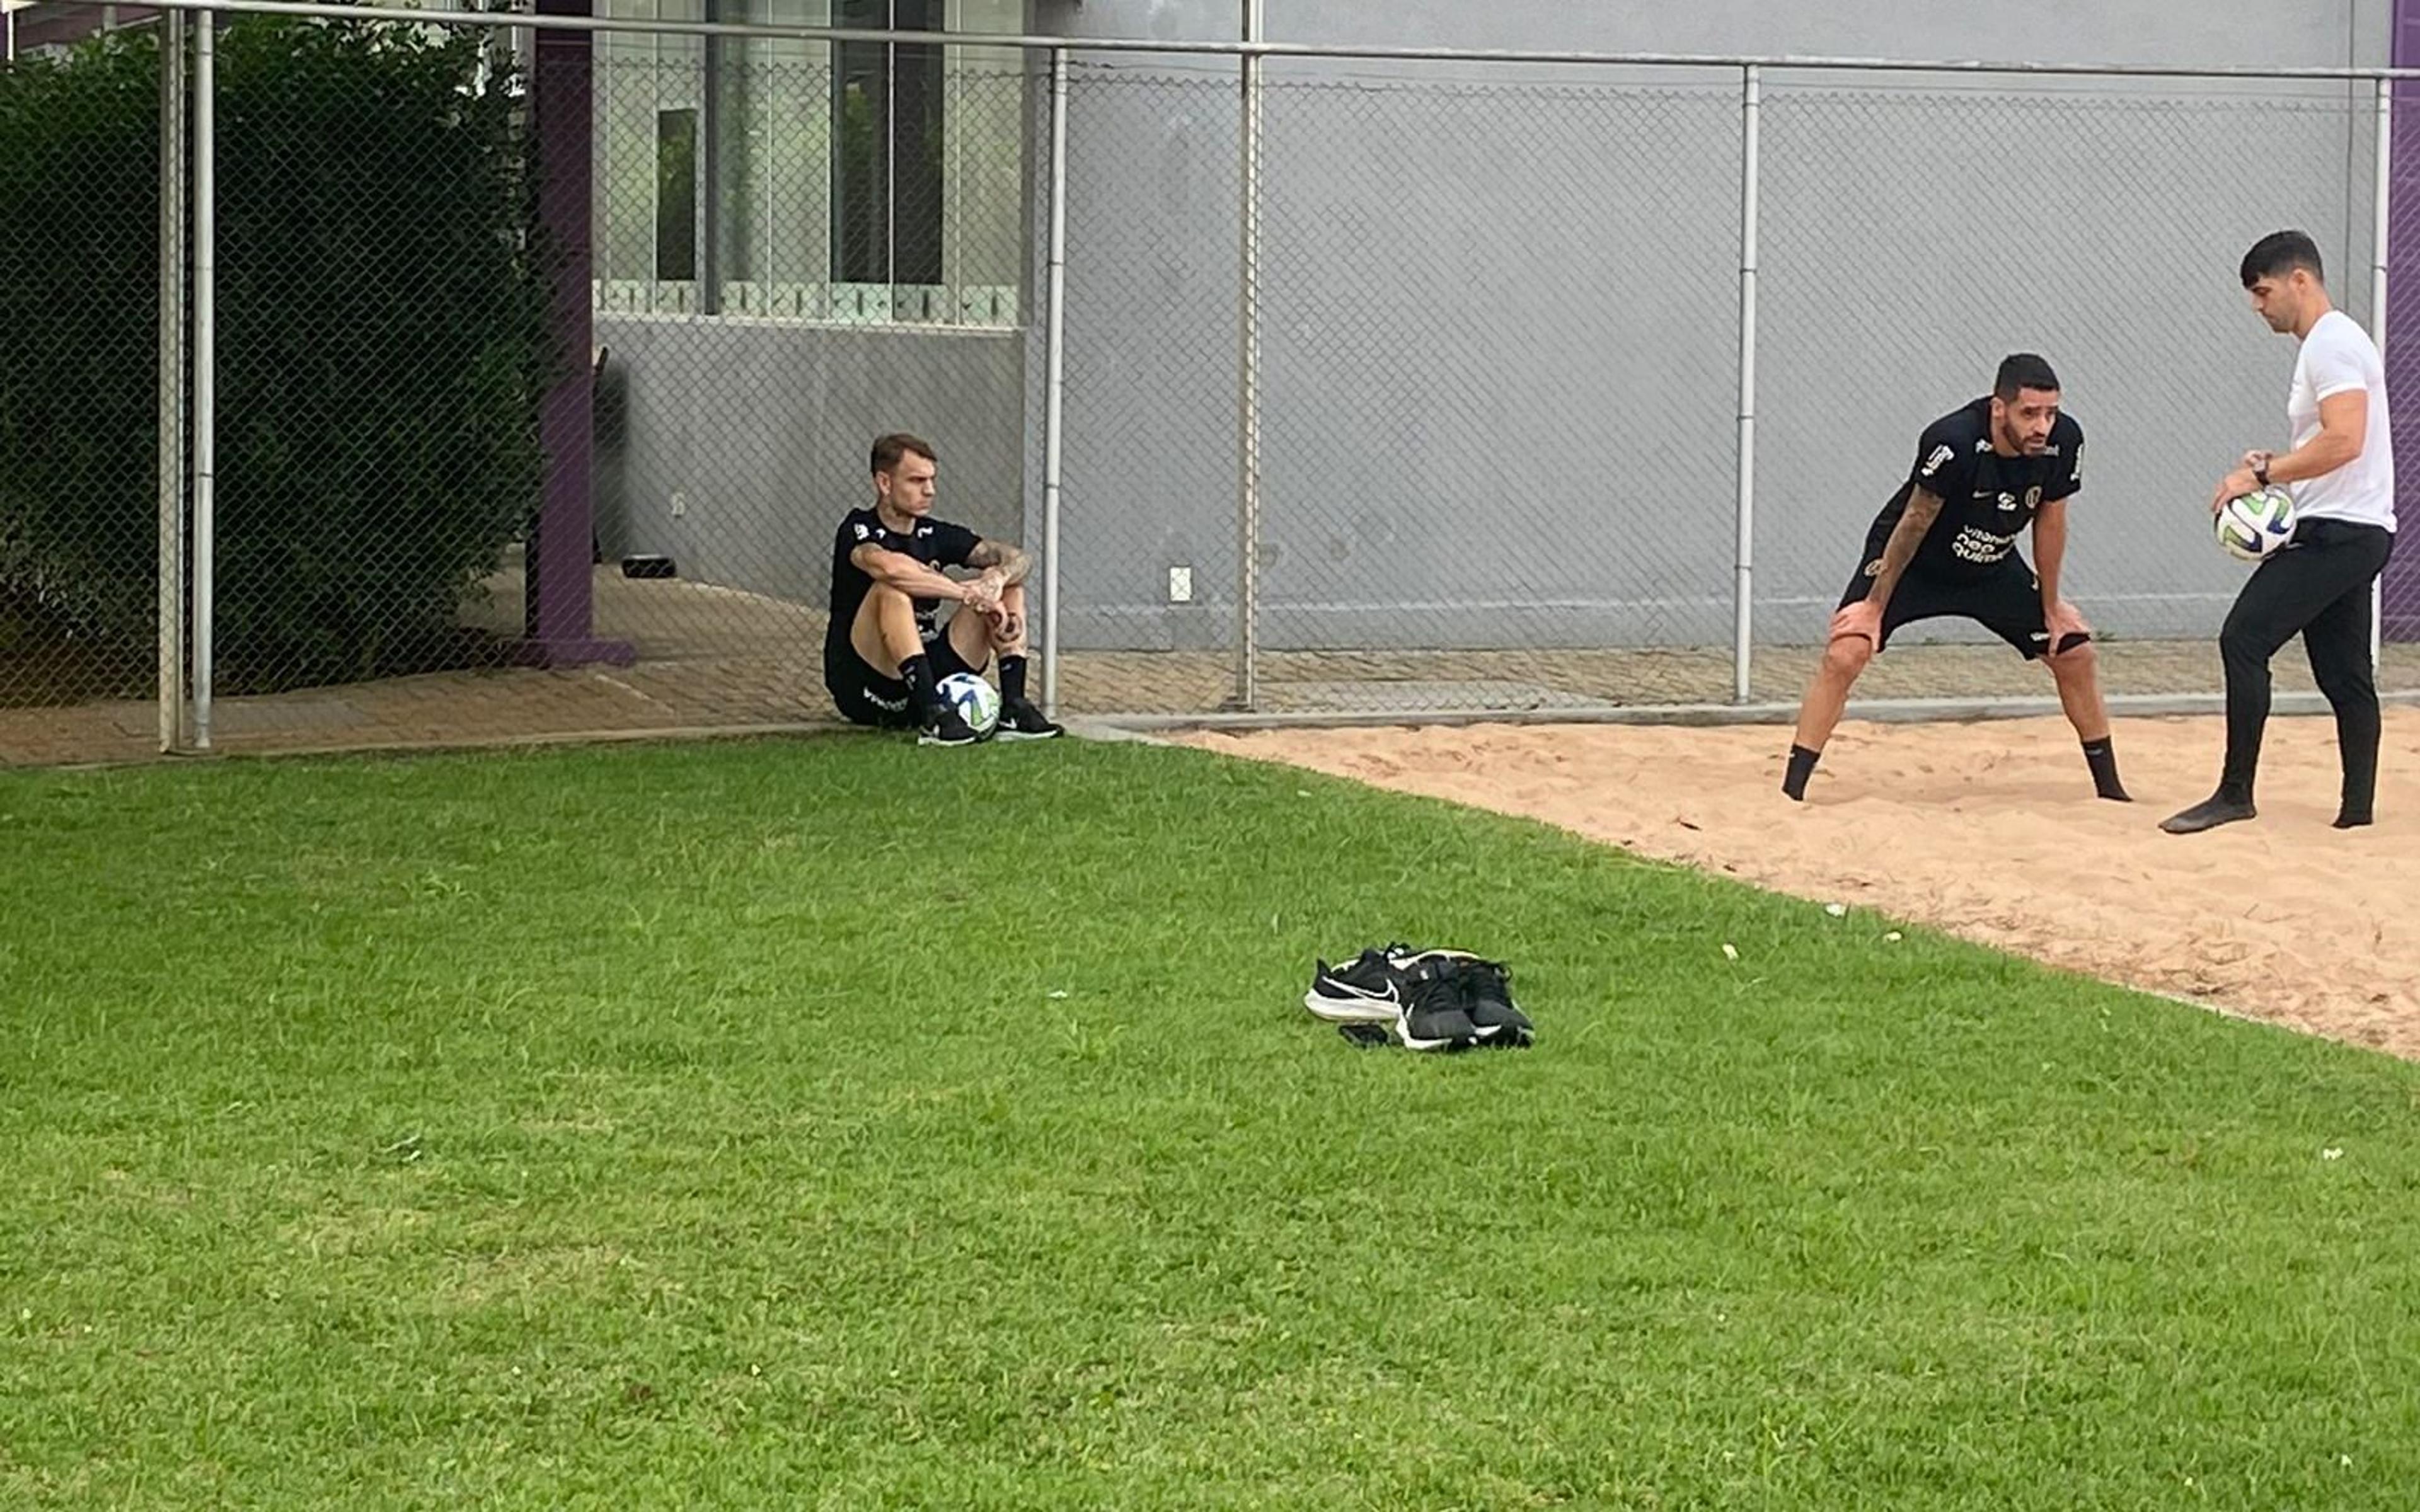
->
[[1184, 709, 2420, 1060]]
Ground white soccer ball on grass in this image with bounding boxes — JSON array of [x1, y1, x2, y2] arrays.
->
[[935, 671, 1001, 738]]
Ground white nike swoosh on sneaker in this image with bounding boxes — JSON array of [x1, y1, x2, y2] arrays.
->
[[1313, 980, 1398, 1002]]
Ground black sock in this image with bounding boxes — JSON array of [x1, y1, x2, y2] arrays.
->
[[2081, 738, 2129, 801], [1000, 654, 1028, 704], [898, 653, 938, 718], [1782, 744, 1821, 801]]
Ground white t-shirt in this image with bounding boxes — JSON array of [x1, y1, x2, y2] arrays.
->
[[2286, 309, 2395, 532]]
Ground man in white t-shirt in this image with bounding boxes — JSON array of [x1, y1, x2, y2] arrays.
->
[[2164, 231, 2398, 834]]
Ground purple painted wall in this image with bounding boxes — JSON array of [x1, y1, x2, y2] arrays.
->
[[519, 0, 633, 667], [2388, 3, 2420, 638]]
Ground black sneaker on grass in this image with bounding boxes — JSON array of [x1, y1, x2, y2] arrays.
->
[[1304, 942, 1418, 1024], [1306, 942, 1530, 1050], [996, 696, 1065, 741], [917, 702, 984, 747], [1393, 966, 1482, 1053], [1373, 948, 1533, 1046], [1437, 954, 1533, 1048]]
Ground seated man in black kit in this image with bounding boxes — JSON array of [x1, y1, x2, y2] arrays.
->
[[822, 432, 1063, 746]]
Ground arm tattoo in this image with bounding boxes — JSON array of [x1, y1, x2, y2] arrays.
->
[[967, 540, 1034, 587], [1866, 491, 1942, 607]]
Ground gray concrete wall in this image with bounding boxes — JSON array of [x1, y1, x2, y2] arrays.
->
[[1030, 0, 2395, 651], [592, 319, 1025, 617]]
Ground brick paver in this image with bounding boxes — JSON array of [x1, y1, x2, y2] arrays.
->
[[5, 556, 2416, 766]]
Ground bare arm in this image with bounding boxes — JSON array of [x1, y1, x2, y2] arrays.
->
[[964, 538, 1033, 587], [850, 542, 974, 604], [2219, 391, 2368, 509], [2032, 496, 2070, 616], [2265, 390, 2366, 485], [1861, 488, 1944, 614]]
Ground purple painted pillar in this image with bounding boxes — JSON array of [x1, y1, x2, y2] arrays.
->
[[520, 0, 634, 668], [2387, 3, 2420, 639]]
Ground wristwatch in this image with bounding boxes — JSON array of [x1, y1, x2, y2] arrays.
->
[[2254, 458, 2272, 488]]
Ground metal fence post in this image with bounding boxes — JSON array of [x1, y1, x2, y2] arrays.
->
[[158, 9, 190, 752], [1233, 0, 1264, 711], [1732, 63, 1760, 704], [193, 3, 217, 750], [700, 0, 723, 316], [1040, 45, 1069, 719], [2372, 72, 2392, 674]]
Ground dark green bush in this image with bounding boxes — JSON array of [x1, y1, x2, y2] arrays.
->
[[0, 14, 556, 698], [0, 32, 161, 699]]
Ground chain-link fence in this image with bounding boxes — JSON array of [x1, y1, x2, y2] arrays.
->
[[1054, 61, 1749, 719], [1750, 75, 2412, 705], [2386, 75, 2420, 661], [4, 2, 2417, 764], [1057, 60, 2420, 721], [572, 4, 1035, 740], [0, 21, 164, 731]]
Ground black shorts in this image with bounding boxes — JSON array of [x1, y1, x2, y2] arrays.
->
[[1836, 555, 2075, 660], [826, 633, 977, 729]]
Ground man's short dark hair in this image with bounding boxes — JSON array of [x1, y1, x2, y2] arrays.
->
[[870, 432, 938, 476], [2241, 230, 2324, 289], [1993, 353, 2060, 401]]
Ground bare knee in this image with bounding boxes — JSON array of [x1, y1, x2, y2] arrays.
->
[[851, 581, 920, 668], [853, 581, 914, 631], [2047, 639, 2099, 682], [1821, 635, 1872, 682]]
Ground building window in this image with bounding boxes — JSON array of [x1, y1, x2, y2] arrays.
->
[[833, 0, 940, 289], [594, 0, 1023, 328], [654, 105, 701, 282]]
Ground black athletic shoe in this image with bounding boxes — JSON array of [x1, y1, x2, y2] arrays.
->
[[917, 702, 983, 747], [996, 696, 1065, 742], [1308, 943, 1533, 1045], [1386, 949, 1532, 1046], [1304, 942, 1417, 1024], [2160, 794, 2256, 834], [1393, 967, 1482, 1053], [1440, 954, 1534, 1047]]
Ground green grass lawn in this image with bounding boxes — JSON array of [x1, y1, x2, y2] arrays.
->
[[4, 733, 2419, 1509]]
